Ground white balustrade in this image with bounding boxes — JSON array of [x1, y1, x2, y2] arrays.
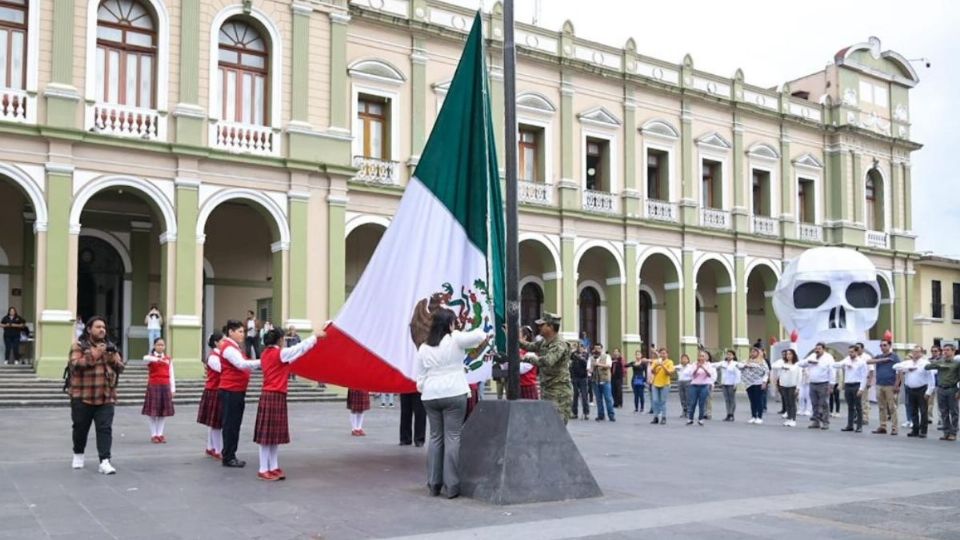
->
[[865, 230, 889, 249], [0, 89, 32, 123], [518, 180, 553, 205], [582, 189, 618, 214], [645, 199, 678, 223], [700, 207, 731, 230], [751, 215, 779, 237], [351, 156, 400, 185], [87, 102, 164, 140], [211, 120, 278, 156], [797, 223, 823, 243]]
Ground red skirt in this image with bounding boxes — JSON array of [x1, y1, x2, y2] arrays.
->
[[346, 389, 370, 413], [141, 384, 175, 417], [253, 390, 290, 445], [520, 384, 540, 400], [196, 388, 222, 428]]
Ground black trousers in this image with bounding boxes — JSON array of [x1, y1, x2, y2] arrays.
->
[[829, 384, 841, 413], [571, 377, 590, 416], [782, 386, 797, 421], [219, 390, 246, 462], [844, 383, 863, 429], [71, 399, 114, 461], [244, 337, 259, 359], [4, 335, 19, 361], [611, 378, 623, 408], [907, 385, 929, 435], [399, 392, 426, 445]]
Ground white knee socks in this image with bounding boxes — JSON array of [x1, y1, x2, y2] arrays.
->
[[148, 417, 165, 437], [258, 444, 280, 473], [349, 413, 366, 430], [269, 445, 279, 470], [156, 417, 165, 437], [207, 428, 223, 453]]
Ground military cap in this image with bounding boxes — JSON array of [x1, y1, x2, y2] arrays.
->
[[534, 312, 561, 326]]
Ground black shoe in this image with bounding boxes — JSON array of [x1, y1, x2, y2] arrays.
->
[[651, 417, 659, 424], [907, 432, 919, 438], [222, 458, 246, 468], [660, 418, 667, 425], [428, 484, 441, 497], [415, 441, 424, 447], [841, 427, 854, 432], [399, 442, 412, 446], [808, 423, 821, 429], [686, 420, 694, 426], [595, 417, 605, 422], [855, 427, 862, 433], [609, 418, 616, 422]]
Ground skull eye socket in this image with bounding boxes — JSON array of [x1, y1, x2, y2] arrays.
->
[[793, 282, 832, 309], [845, 282, 879, 308]]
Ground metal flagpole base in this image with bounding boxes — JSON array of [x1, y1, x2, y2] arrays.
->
[[459, 400, 602, 504]]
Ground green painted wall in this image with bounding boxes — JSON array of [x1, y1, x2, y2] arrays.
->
[[329, 14, 349, 131], [287, 198, 309, 323], [560, 237, 576, 333], [605, 282, 623, 354], [174, 187, 198, 315], [291, 9, 311, 122], [271, 249, 284, 324], [327, 200, 346, 315]]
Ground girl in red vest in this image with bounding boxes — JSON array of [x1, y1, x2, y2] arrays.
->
[[253, 327, 323, 481], [142, 338, 175, 443], [197, 332, 224, 459]]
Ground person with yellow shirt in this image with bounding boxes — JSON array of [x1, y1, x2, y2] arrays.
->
[[650, 347, 676, 425]]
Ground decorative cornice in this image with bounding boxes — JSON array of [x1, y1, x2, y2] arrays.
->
[[172, 103, 206, 118], [542, 271, 561, 280], [327, 194, 349, 206], [40, 310, 74, 323], [43, 83, 81, 101], [174, 176, 201, 189], [291, 2, 313, 15], [288, 190, 311, 201], [45, 162, 74, 175], [330, 12, 351, 25], [410, 50, 429, 65], [170, 314, 202, 327], [159, 232, 177, 244]]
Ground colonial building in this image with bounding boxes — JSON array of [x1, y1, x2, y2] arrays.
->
[[0, 0, 925, 379], [913, 255, 960, 349]]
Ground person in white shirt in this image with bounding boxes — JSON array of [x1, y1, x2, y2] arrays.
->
[[144, 304, 162, 354], [718, 350, 741, 422], [856, 343, 874, 427], [894, 345, 936, 438], [414, 309, 489, 499], [798, 362, 812, 417], [834, 346, 869, 432], [771, 349, 801, 426], [798, 342, 835, 430], [677, 353, 693, 419]]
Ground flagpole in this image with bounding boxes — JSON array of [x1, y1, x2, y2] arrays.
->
[[502, 0, 520, 400]]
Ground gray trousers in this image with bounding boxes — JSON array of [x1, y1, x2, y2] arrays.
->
[[423, 394, 468, 496], [678, 381, 690, 415], [723, 385, 737, 418], [937, 387, 959, 436], [810, 382, 830, 427]]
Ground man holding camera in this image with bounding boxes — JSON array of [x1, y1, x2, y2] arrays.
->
[[68, 316, 125, 474]]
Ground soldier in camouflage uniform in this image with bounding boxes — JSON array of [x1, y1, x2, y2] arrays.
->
[[519, 312, 573, 424]]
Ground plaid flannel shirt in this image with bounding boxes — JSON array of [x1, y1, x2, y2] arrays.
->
[[68, 341, 125, 405]]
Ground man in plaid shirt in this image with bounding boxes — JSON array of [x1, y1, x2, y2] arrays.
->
[[69, 316, 125, 474]]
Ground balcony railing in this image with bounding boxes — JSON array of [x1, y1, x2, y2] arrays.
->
[[751, 215, 779, 237], [518, 180, 553, 205], [210, 120, 278, 156], [87, 102, 165, 140], [645, 199, 679, 223], [932, 303, 944, 319], [798, 223, 823, 243], [351, 156, 400, 185], [582, 189, 618, 214], [865, 230, 889, 249], [700, 207, 731, 230], [0, 88, 33, 124]]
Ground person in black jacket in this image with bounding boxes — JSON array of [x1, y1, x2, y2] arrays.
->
[[611, 348, 625, 408], [568, 343, 590, 420]]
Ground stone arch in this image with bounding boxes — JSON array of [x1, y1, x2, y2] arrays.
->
[[0, 163, 47, 231], [196, 188, 290, 244], [519, 232, 561, 277], [79, 229, 132, 273], [574, 239, 624, 283], [345, 214, 391, 237], [693, 253, 734, 289], [70, 175, 177, 238], [636, 246, 682, 284], [640, 118, 680, 140], [347, 58, 407, 85], [745, 258, 781, 288]]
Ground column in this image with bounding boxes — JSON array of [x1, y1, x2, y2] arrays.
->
[[36, 164, 74, 378], [664, 283, 682, 358], [623, 97, 640, 218], [558, 76, 578, 210], [327, 192, 347, 315], [21, 212, 35, 322], [733, 254, 749, 360], [623, 243, 640, 351], [286, 191, 311, 329], [851, 150, 863, 225], [290, 4, 312, 124], [329, 11, 351, 134], [129, 221, 152, 356], [47, 0, 81, 128], [893, 269, 907, 351], [169, 178, 202, 378], [173, 0, 204, 145], [731, 114, 747, 232], [903, 163, 912, 231], [680, 248, 698, 359], [780, 131, 795, 239], [605, 279, 623, 353], [559, 235, 577, 340], [271, 244, 287, 325], [825, 146, 850, 244], [716, 288, 734, 354], [542, 273, 559, 315], [904, 269, 916, 346], [410, 37, 427, 159], [679, 100, 697, 225]]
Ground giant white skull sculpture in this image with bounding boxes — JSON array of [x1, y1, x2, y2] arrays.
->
[[773, 247, 880, 344]]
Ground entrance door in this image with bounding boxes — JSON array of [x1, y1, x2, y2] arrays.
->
[[579, 286, 600, 346], [639, 290, 652, 350], [77, 236, 125, 346], [520, 282, 543, 328]]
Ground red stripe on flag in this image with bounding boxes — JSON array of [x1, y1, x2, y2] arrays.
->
[[290, 324, 417, 393]]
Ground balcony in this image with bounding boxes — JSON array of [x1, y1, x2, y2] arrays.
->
[[518, 180, 553, 206], [798, 223, 823, 243], [0, 88, 34, 124], [582, 189, 618, 214], [645, 199, 679, 223], [351, 156, 400, 186], [865, 230, 889, 249], [751, 215, 779, 237], [932, 303, 944, 320], [700, 207, 731, 230], [86, 102, 165, 141], [210, 120, 279, 157]]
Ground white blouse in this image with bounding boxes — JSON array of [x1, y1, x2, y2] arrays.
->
[[415, 328, 488, 401]]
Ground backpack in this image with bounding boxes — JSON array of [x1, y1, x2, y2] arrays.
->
[[62, 348, 73, 393]]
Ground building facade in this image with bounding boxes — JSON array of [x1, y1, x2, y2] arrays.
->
[[0, 0, 925, 379], [914, 256, 960, 349]]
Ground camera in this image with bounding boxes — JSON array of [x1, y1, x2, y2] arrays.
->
[[105, 343, 118, 354]]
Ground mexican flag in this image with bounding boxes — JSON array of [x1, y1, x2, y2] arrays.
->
[[293, 13, 505, 392]]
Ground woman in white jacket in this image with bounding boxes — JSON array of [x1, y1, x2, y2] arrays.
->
[[415, 309, 488, 499]]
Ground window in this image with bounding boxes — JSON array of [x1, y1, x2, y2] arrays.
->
[[859, 79, 889, 109], [95, 0, 156, 108], [866, 170, 884, 231], [752, 169, 771, 216], [518, 125, 543, 182], [701, 159, 722, 209], [932, 280, 943, 319], [798, 178, 815, 223], [218, 18, 268, 125], [953, 283, 960, 320], [0, 0, 27, 90], [585, 137, 609, 191], [646, 149, 668, 200], [357, 95, 389, 160]]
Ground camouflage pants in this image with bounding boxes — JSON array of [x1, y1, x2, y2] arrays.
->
[[542, 388, 573, 423]]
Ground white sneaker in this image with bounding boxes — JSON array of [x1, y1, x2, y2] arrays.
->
[[72, 454, 84, 469], [781, 412, 789, 418], [747, 418, 756, 424], [755, 419, 763, 425], [787, 420, 796, 427], [98, 459, 116, 475], [782, 420, 789, 426]]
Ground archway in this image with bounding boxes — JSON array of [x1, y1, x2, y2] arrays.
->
[[694, 256, 734, 352], [637, 249, 682, 356], [0, 175, 41, 361], [576, 244, 623, 350], [77, 235, 126, 346], [746, 262, 781, 349], [578, 285, 601, 347], [870, 274, 894, 341], [345, 222, 387, 300], [520, 281, 544, 328], [519, 235, 559, 316]]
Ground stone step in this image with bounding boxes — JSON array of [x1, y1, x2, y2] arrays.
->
[[0, 394, 344, 408]]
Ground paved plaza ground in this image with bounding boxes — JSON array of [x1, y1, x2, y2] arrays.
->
[[1, 397, 959, 539]]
